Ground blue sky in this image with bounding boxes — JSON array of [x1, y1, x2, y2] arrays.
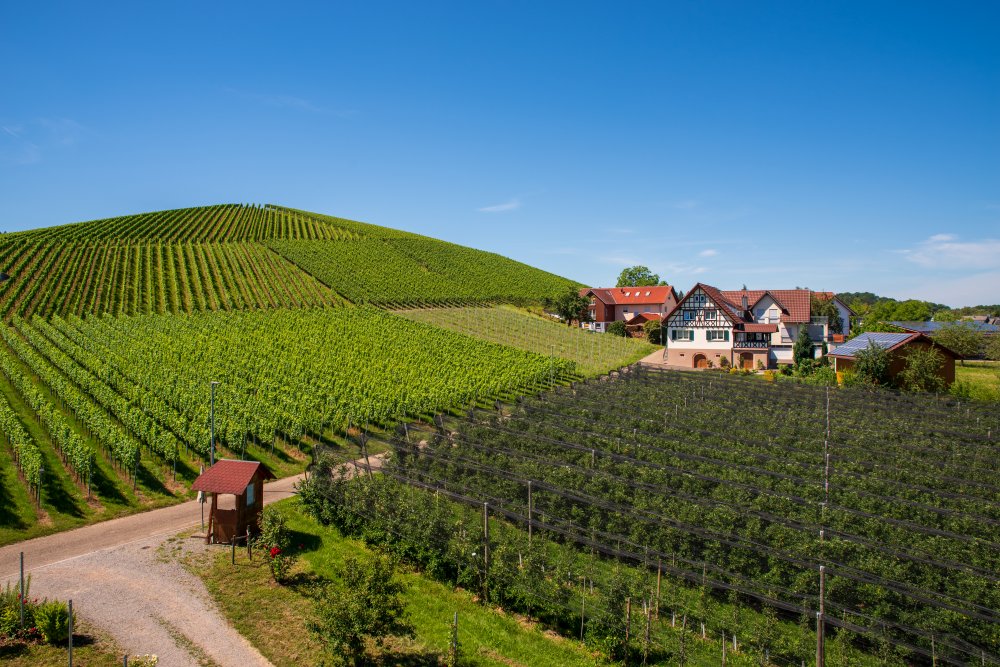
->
[[1, 2, 997, 306]]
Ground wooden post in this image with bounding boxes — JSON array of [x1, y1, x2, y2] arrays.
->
[[527, 481, 533, 547], [68, 599, 73, 667], [625, 597, 631, 643], [817, 565, 826, 667], [19, 552, 24, 628], [643, 598, 651, 666], [722, 630, 727, 665], [580, 582, 586, 640], [247, 527, 252, 560], [655, 558, 662, 621], [483, 502, 489, 602]]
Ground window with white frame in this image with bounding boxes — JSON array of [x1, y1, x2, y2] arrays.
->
[[683, 310, 695, 321], [671, 328, 694, 341], [705, 309, 717, 320], [706, 329, 730, 342]]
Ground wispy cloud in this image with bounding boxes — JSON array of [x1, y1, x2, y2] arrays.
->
[[223, 87, 356, 115], [477, 198, 521, 213], [1, 117, 84, 165], [899, 234, 1000, 270], [698, 248, 718, 258]]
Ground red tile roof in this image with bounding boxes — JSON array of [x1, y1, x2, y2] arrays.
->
[[191, 460, 275, 496], [721, 289, 813, 323], [667, 283, 837, 325], [629, 312, 664, 323], [582, 286, 676, 305], [741, 323, 779, 332]]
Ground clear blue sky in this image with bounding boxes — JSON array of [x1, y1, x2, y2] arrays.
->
[[2, 2, 998, 306]]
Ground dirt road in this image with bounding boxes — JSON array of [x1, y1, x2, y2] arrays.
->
[[0, 474, 303, 667]]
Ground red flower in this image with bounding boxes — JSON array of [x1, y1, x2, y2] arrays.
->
[[269, 546, 281, 558]]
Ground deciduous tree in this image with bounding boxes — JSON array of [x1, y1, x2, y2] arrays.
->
[[898, 346, 946, 393], [932, 322, 982, 364], [616, 266, 663, 287], [310, 553, 414, 664]]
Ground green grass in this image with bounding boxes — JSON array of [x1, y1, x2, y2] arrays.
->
[[398, 306, 658, 377], [192, 498, 605, 667], [0, 620, 124, 666], [955, 360, 1000, 401]]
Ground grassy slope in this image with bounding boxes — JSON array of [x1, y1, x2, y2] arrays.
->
[[955, 360, 1000, 401], [193, 498, 604, 667], [399, 306, 657, 377]]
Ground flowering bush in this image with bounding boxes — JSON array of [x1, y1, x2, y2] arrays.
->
[[257, 506, 296, 582]]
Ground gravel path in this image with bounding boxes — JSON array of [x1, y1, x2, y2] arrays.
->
[[21, 532, 272, 667], [0, 474, 304, 666]]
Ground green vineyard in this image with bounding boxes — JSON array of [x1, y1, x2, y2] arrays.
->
[[0, 204, 579, 318], [399, 305, 657, 376]]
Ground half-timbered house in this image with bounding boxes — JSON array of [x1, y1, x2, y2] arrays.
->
[[663, 283, 853, 368]]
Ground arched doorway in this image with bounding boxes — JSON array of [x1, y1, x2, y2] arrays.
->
[[740, 353, 754, 370], [693, 354, 708, 369]]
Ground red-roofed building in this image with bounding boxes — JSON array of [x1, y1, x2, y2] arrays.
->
[[579, 286, 680, 332], [192, 459, 276, 544], [663, 283, 853, 369]]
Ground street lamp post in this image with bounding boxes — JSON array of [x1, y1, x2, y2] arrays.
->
[[210, 381, 219, 466]]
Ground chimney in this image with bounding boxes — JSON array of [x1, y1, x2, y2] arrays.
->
[[741, 295, 748, 311]]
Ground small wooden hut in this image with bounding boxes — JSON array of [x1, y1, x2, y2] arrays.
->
[[192, 460, 275, 544]]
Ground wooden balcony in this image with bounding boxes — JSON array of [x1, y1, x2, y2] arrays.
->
[[734, 339, 770, 349]]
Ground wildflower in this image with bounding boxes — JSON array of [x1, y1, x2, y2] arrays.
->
[[269, 546, 281, 558]]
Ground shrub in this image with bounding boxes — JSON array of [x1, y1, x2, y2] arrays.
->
[[719, 356, 730, 369], [642, 319, 662, 344], [606, 321, 627, 337], [35, 599, 70, 644], [257, 505, 297, 582], [804, 366, 837, 386], [898, 346, 945, 393], [310, 553, 414, 664], [853, 340, 890, 386]]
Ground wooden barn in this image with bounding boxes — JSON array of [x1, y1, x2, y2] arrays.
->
[[192, 460, 275, 544]]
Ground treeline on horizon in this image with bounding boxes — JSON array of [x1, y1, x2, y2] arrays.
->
[[836, 291, 1000, 321]]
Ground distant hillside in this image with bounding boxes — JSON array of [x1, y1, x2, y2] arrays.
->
[[0, 204, 579, 318], [837, 291, 1000, 321]]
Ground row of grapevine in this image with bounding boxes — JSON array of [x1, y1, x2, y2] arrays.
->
[[0, 240, 342, 319], [0, 390, 43, 491], [52, 308, 575, 453], [0, 337, 94, 483], [14, 317, 179, 464], [269, 238, 578, 306], [7, 204, 359, 242], [41, 315, 205, 455], [400, 306, 657, 376], [0, 326, 136, 474]]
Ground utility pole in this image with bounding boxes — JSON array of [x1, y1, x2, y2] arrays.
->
[[210, 381, 219, 465]]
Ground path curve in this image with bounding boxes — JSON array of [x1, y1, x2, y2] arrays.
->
[[0, 474, 302, 667]]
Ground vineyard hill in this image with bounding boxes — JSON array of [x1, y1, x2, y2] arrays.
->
[[0, 203, 579, 318]]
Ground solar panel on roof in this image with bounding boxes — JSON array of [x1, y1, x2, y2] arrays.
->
[[829, 332, 911, 357]]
